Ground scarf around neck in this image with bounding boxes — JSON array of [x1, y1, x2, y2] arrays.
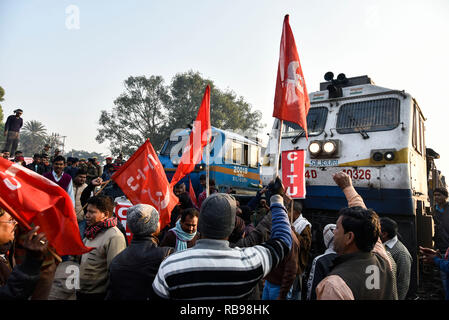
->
[[170, 220, 196, 252], [84, 217, 118, 240]]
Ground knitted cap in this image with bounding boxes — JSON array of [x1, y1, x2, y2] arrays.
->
[[198, 193, 237, 240], [323, 223, 336, 249], [126, 204, 159, 236]]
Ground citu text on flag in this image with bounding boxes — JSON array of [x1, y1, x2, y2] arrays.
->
[[0, 158, 93, 256], [112, 139, 179, 230]]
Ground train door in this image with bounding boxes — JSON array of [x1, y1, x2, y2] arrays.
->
[[410, 102, 427, 197]]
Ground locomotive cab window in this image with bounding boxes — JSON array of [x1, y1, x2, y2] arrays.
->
[[224, 139, 244, 165], [282, 107, 328, 137], [336, 98, 400, 134], [160, 135, 184, 156]]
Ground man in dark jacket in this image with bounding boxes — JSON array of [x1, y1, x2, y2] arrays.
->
[[432, 187, 449, 299], [26, 153, 44, 175], [107, 204, 173, 300], [0, 208, 49, 300], [3, 109, 23, 156]]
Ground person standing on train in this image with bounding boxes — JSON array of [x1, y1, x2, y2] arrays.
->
[[432, 187, 449, 299]]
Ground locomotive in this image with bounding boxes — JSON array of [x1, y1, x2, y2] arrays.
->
[[262, 72, 446, 296], [158, 127, 263, 195]]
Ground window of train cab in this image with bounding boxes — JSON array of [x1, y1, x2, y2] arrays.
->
[[282, 106, 328, 137], [224, 139, 245, 165], [412, 103, 425, 156], [223, 139, 258, 168]]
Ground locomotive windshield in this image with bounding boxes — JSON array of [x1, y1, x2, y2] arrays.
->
[[282, 107, 328, 137], [336, 98, 400, 133], [160, 134, 217, 157], [160, 135, 185, 157]]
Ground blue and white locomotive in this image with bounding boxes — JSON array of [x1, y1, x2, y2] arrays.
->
[[262, 72, 445, 295], [158, 127, 263, 195]]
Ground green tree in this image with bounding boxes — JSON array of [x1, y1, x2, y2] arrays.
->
[[65, 149, 104, 163], [168, 71, 264, 135], [96, 75, 171, 157], [19, 120, 48, 156]]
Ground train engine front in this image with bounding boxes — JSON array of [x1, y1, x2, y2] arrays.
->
[[263, 72, 435, 296]]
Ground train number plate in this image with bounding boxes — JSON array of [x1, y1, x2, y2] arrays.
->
[[304, 167, 380, 188]]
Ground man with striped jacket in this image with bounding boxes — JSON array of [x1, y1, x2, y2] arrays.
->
[[152, 179, 293, 300]]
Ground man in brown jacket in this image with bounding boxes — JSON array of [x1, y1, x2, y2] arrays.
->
[[262, 226, 299, 300], [288, 201, 312, 300]]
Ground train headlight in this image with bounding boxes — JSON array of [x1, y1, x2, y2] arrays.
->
[[323, 141, 337, 154], [372, 152, 383, 162], [195, 164, 205, 171], [384, 151, 395, 161], [309, 141, 322, 156], [370, 149, 397, 164]]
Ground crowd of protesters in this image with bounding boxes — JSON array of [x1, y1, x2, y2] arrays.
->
[[0, 145, 449, 301]]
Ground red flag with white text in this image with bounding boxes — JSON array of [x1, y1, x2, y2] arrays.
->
[[0, 158, 93, 256], [273, 14, 310, 139], [112, 139, 179, 230], [281, 149, 306, 199], [170, 85, 211, 188]]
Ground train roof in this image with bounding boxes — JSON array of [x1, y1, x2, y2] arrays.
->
[[309, 72, 425, 119], [309, 72, 413, 104]]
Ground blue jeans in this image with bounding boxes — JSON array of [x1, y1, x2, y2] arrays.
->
[[262, 281, 281, 300]]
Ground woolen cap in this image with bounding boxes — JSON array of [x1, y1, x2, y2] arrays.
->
[[198, 193, 237, 239], [126, 204, 159, 236], [323, 223, 336, 249]]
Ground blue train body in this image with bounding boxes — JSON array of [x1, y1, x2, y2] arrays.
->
[[158, 127, 263, 195]]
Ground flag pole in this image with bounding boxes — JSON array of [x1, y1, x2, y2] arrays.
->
[[273, 119, 283, 180], [77, 179, 113, 217], [206, 141, 210, 198]]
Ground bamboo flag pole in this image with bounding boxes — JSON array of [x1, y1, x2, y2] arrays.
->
[[0, 196, 62, 263]]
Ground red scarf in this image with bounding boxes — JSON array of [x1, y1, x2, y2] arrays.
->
[[84, 217, 118, 240]]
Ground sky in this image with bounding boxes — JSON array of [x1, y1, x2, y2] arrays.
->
[[1, 0, 449, 175]]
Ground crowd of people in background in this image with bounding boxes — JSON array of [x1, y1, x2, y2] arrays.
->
[[0, 141, 449, 301]]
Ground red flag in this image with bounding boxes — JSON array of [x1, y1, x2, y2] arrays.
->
[[170, 85, 211, 188], [0, 158, 93, 256], [112, 139, 179, 230], [189, 176, 198, 207], [273, 14, 310, 139], [281, 149, 306, 199]]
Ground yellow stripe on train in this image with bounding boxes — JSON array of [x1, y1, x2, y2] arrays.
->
[[305, 147, 409, 167]]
